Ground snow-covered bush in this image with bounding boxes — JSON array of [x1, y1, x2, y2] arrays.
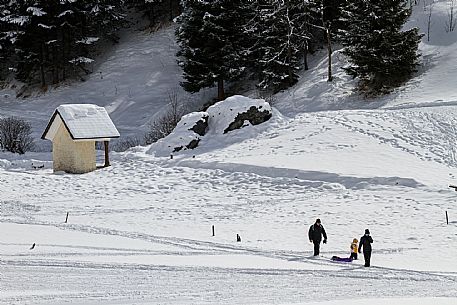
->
[[0, 117, 35, 154]]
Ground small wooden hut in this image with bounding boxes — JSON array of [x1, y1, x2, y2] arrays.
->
[[42, 104, 120, 174]]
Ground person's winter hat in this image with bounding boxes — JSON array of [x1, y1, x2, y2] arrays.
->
[[365, 229, 370, 235], [316, 218, 321, 224]]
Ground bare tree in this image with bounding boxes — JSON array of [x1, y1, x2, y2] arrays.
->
[[255, 90, 278, 106], [144, 91, 186, 145], [111, 136, 142, 152], [325, 22, 333, 82], [446, 0, 457, 32], [0, 117, 35, 154], [427, 1, 434, 41], [319, 1, 333, 82]]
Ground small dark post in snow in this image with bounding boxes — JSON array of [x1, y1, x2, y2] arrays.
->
[[446, 211, 449, 225], [170, 154, 173, 160], [65, 212, 69, 223], [212, 225, 215, 237], [236, 234, 241, 242]]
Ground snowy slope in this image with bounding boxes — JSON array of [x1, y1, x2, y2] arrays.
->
[[2, 1, 457, 304], [0, 26, 213, 149], [274, 0, 457, 115]]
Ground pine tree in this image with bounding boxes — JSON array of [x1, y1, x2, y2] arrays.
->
[[0, 0, 125, 87], [0, 2, 16, 79], [176, 0, 247, 100], [341, 0, 422, 94], [255, 0, 303, 92], [128, 0, 180, 26], [86, 0, 125, 43]]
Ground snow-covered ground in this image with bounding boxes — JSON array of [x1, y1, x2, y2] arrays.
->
[[2, 106, 457, 304], [2, 1, 457, 304]]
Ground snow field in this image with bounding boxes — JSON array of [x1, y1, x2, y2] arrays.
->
[[2, 105, 457, 304]]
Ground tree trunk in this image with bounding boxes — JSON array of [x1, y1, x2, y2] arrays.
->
[[287, 45, 294, 85], [303, 40, 309, 71], [326, 25, 333, 82], [169, 0, 173, 21], [217, 79, 225, 101], [39, 44, 46, 88]]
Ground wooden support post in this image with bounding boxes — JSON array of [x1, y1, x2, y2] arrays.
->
[[104, 141, 110, 167], [65, 212, 69, 223], [446, 211, 449, 225], [212, 225, 215, 237], [236, 234, 241, 242]]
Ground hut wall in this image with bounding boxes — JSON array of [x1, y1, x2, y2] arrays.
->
[[53, 123, 96, 174]]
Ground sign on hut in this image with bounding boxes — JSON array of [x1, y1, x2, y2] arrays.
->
[[41, 104, 120, 174]]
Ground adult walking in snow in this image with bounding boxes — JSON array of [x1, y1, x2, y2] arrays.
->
[[308, 218, 327, 256], [358, 229, 373, 267]]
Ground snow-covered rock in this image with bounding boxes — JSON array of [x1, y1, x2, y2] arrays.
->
[[207, 95, 272, 134], [147, 95, 272, 157], [147, 112, 209, 157]]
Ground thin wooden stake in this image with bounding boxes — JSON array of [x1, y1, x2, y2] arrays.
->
[[65, 212, 69, 223], [446, 211, 449, 225], [212, 225, 215, 237]]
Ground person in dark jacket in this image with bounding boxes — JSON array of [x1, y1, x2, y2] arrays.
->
[[358, 229, 373, 267], [308, 218, 327, 256]]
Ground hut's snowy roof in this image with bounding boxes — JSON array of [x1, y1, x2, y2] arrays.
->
[[42, 104, 120, 140]]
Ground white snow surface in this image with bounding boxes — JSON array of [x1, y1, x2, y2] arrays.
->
[[51, 104, 120, 140], [2, 1, 457, 304]]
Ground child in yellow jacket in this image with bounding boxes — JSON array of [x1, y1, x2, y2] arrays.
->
[[350, 238, 358, 260]]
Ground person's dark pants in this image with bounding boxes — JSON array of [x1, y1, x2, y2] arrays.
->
[[350, 252, 358, 260], [313, 241, 320, 256], [363, 250, 371, 267]]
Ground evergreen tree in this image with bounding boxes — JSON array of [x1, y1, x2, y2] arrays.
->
[[255, 0, 302, 92], [176, 0, 248, 100], [341, 0, 422, 94], [86, 0, 126, 43], [0, 0, 125, 87], [0, 2, 16, 80], [128, 0, 180, 26]]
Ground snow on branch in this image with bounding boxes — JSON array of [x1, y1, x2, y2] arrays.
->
[[69, 57, 94, 64], [26, 7, 46, 17], [76, 37, 100, 45]]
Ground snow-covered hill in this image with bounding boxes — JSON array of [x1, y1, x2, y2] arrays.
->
[[0, 26, 214, 148], [2, 1, 457, 304]]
